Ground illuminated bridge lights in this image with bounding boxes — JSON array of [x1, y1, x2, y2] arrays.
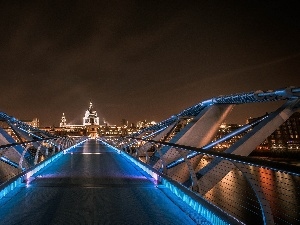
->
[[120, 137, 300, 177], [0, 156, 19, 168], [0, 138, 88, 200], [167, 114, 269, 169], [1, 86, 300, 224], [99, 139, 238, 225]]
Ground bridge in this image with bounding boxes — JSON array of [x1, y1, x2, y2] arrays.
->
[[0, 87, 300, 225]]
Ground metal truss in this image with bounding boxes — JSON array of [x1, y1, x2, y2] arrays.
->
[[0, 112, 87, 184], [103, 86, 300, 224]]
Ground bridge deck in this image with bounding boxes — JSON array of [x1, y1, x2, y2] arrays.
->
[[0, 139, 210, 225]]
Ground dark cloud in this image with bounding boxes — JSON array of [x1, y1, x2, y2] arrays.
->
[[0, 0, 299, 126]]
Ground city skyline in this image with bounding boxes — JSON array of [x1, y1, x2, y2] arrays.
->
[[1, 1, 299, 126], [20, 91, 294, 128]]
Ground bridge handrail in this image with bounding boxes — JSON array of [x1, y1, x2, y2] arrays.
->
[[0, 137, 60, 150], [0, 136, 87, 183], [101, 139, 241, 225], [104, 136, 300, 224], [0, 137, 88, 201], [123, 137, 300, 176]]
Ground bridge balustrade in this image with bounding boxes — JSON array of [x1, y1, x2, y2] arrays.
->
[[102, 136, 300, 225], [0, 136, 87, 185], [103, 86, 300, 224]]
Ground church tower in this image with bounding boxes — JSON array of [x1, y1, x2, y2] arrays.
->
[[83, 101, 99, 138], [60, 113, 67, 127], [83, 101, 100, 125]]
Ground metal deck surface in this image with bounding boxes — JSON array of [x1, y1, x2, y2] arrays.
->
[[0, 139, 210, 225]]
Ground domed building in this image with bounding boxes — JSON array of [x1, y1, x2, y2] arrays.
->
[[83, 101, 99, 126], [60, 113, 67, 127], [57, 101, 101, 138], [83, 101, 100, 138]]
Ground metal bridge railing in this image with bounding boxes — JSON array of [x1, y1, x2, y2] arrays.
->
[[102, 136, 300, 225], [0, 136, 87, 185]]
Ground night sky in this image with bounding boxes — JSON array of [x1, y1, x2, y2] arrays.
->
[[1, 1, 299, 127]]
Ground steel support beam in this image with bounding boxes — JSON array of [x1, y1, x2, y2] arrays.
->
[[154, 104, 234, 183], [196, 99, 300, 195]]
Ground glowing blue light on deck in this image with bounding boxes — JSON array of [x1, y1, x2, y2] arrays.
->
[[100, 139, 234, 225], [81, 152, 103, 155], [161, 179, 234, 225], [0, 138, 88, 200]]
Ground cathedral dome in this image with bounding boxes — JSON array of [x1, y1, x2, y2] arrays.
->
[[83, 101, 99, 125]]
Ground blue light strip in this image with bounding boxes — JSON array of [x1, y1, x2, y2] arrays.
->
[[100, 139, 238, 225], [0, 137, 59, 152], [0, 138, 88, 200], [167, 114, 269, 169], [123, 137, 300, 176], [142, 126, 168, 139], [0, 156, 19, 168], [14, 126, 43, 140], [124, 126, 168, 148]]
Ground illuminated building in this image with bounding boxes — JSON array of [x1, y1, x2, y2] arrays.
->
[[41, 101, 142, 136], [83, 101, 100, 126], [136, 120, 157, 129], [251, 112, 300, 154], [60, 113, 67, 127], [212, 112, 300, 156], [212, 123, 244, 151], [23, 118, 39, 128]]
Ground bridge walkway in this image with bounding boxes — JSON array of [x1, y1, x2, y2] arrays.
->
[[0, 139, 211, 225]]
